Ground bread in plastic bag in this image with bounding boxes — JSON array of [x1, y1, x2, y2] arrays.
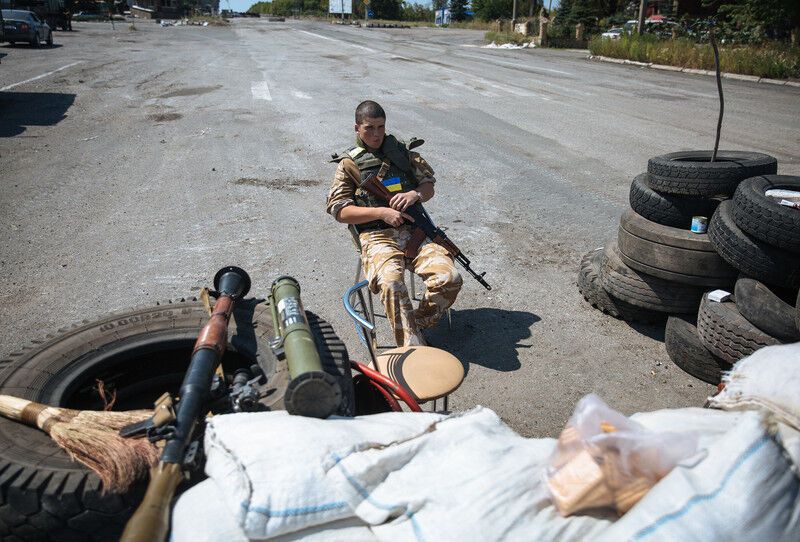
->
[[546, 394, 698, 516]]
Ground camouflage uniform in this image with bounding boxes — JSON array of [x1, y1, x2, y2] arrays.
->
[[326, 142, 462, 347]]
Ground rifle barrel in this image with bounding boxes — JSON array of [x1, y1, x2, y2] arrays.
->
[[120, 267, 251, 542]]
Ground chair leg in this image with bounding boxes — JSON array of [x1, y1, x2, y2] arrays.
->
[[447, 308, 453, 331], [354, 258, 362, 284], [443, 395, 448, 412], [367, 289, 376, 325], [409, 270, 416, 300]]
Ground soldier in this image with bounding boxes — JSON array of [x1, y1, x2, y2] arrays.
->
[[326, 101, 463, 347]]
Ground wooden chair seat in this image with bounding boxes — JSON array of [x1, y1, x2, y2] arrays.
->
[[375, 346, 464, 402]]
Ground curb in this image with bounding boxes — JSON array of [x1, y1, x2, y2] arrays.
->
[[588, 55, 800, 88]]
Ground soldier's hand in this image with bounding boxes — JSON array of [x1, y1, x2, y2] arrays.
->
[[389, 191, 421, 212], [381, 208, 415, 227]]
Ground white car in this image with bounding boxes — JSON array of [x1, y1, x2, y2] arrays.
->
[[601, 27, 624, 40]]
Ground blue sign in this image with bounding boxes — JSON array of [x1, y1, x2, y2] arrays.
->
[[368, 9, 374, 16]]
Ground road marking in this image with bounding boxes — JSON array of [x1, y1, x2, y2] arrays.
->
[[292, 90, 311, 99], [443, 78, 498, 98], [251, 80, 272, 101], [437, 65, 551, 100], [460, 53, 573, 75], [296, 29, 377, 53], [0, 61, 84, 91]]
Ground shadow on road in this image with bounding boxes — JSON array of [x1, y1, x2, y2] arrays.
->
[[426, 307, 540, 374], [0, 91, 76, 137]]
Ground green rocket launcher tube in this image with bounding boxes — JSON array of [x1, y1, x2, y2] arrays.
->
[[271, 276, 342, 418]]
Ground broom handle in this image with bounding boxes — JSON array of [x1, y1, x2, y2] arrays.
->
[[0, 395, 74, 433], [121, 266, 251, 542]]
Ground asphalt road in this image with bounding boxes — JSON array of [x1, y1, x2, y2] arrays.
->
[[1, 19, 798, 437]]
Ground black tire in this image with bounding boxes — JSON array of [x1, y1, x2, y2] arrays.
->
[[577, 248, 666, 324], [708, 200, 800, 289], [629, 173, 720, 229], [732, 175, 800, 253], [46, 31, 53, 46], [735, 278, 800, 342], [599, 241, 705, 313], [647, 151, 778, 197], [696, 294, 782, 364], [665, 315, 730, 385], [617, 209, 737, 287], [796, 289, 800, 334], [0, 299, 352, 541], [30, 33, 40, 47]]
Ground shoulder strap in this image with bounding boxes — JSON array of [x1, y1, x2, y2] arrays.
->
[[380, 135, 412, 172], [330, 146, 366, 163]]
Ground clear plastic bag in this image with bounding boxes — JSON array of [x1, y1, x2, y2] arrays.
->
[[546, 394, 698, 517]]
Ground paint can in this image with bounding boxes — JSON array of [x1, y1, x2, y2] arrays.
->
[[691, 216, 708, 234]]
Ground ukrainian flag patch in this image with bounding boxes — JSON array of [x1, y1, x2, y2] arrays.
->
[[382, 177, 403, 193]]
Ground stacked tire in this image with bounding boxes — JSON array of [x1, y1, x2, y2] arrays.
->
[[685, 175, 800, 381], [578, 150, 785, 384]]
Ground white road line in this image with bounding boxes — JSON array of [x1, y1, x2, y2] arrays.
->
[[292, 90, 312, 99], [443, 78, 498, 98], [0, 61, 84, 91], [437, 65, 551, 100], [296, 29, 377, 53], [251, 80, 272, 101], [460, 53, 573, 75]]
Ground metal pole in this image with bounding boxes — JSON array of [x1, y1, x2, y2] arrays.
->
[[637, 0, 646, 35], [511, 0, 517, 29]]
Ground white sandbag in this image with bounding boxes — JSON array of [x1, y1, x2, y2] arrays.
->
[[172, 479, 249, 542], [597, 411, 800, 542], [202, 410, 443, 539], [323, 406, 615, 542], [708, 342, 800, 429], [180, 404, 798, 541], [172, 479, 377, 542]]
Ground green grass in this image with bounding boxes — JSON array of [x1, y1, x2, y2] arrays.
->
[[589, 34, 800, 79]]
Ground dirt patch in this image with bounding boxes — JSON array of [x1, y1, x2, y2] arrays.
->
[[160, 85, 222, 98], [148, 112, 182, 122], [231, 178, 321, 191]]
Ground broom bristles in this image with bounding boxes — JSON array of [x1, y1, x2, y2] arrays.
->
[[50, 421, 160, 494], [0, 396, 165, 494]]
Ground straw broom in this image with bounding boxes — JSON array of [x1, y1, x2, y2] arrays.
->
[[0, 395, 159, 494]]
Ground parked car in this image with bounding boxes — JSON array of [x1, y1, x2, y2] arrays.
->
[[1, 9, 52, 46], [71, 11, 107, 21], [601, 27, 624, 39]]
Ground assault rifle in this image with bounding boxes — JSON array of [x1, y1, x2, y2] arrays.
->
[[360, 170, 492, 291], [120, 270, 340, 542]]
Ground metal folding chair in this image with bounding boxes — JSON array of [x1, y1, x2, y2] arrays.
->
[[343, 280, 463, 413]]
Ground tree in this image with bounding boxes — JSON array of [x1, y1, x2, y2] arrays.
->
[[715, 0, 800, 44], [370, 0, 401, 19], [401, 2, 434, 21], [449, 0, 469, 21], [472, 0, 513, 21]]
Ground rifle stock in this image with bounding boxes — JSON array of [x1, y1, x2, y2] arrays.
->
[[360, 174, 491, 290]]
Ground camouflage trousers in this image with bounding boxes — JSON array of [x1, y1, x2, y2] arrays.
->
[[360, 226, 463, 347]]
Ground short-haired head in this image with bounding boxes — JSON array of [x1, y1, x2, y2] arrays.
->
[[355, 101, 386, 124]]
